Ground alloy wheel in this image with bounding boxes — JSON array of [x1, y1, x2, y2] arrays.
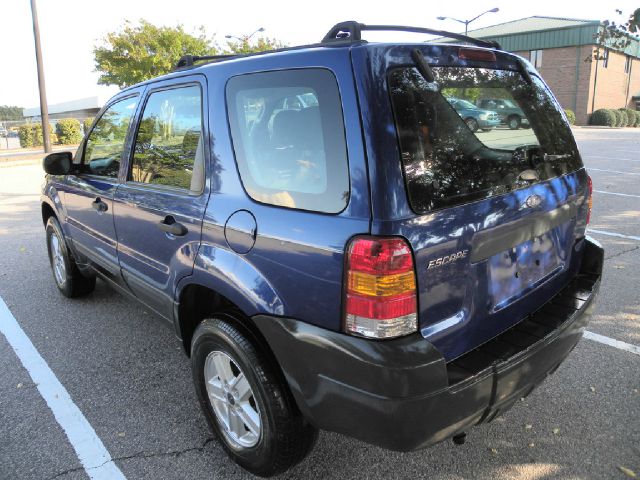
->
[[204, 351, 262, 448]]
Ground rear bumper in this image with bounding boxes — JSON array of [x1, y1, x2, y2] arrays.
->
[[255, 237, 603, 451]]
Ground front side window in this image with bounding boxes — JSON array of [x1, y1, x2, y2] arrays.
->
[[130, 85, 203, 192], [389, 66, 582, 213], [84, 96, 138, 178], [226, 69, 349, 213]]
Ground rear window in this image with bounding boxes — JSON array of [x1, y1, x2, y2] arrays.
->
[[226, 69, 349, 213], [388, 66, 582, 213]]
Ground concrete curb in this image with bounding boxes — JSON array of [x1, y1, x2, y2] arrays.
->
[[572, 126, 639, 130]]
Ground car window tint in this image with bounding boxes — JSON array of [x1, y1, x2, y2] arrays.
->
[[130, 85, 203, 192], [84, 96, 138, 178], [389, 67, 581, 213], [226, 69, 349, 213]]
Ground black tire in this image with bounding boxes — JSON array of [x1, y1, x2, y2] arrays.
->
[[481, 128, 493, 132], [191, 317, 318, 477], [508, 115, 521, 130], [45, 216, 96, 298], [465, 118, 479, 133]]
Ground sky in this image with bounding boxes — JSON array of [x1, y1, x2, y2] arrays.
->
[[2, 0, 638, 109]]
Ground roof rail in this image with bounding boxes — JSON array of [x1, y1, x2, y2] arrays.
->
[[174, 54, 238, 70], [322, 21, 501, 49]]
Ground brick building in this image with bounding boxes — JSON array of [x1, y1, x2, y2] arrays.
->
[[465, 17, 640, 125]]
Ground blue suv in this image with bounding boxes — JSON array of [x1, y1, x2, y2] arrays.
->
[[446, 97, 501, 132], [41, 22, 603, 477]]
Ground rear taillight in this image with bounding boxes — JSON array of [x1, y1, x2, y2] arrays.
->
[[344, 236, 418, 339], [586, 175, 593, 224]]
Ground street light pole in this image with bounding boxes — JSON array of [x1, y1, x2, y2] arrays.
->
[[437, 7, 499, 36], [30, 0, 51, 153], [225, 27, 265, 43]]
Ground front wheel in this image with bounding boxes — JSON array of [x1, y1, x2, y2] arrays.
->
[[45, 216, 96, 298], [508, 115, 522, 130], [465, 118, 479, 133], [191, 317, 318, 477]]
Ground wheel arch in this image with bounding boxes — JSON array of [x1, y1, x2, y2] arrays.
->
[[174, 245, 285, 347], [41, 201, 57, 225], [175, 283, 287, 390]]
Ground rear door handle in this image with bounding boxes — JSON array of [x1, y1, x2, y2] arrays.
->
[[157, 216, 188, 236], [92, 198, 108, 213]]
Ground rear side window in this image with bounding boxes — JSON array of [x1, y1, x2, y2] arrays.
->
[[388, 67, 582, 213], [130, 85, 203, 192], [84, 96, 138, 178], [226, 69, 349, 213]]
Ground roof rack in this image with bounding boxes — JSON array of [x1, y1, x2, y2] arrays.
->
[[174, 54, 238, 70], [321, 21, 501, 49], [171, 21, 501, 73]]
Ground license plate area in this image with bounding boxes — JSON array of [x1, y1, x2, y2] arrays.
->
[[488, 231, 563, 312]]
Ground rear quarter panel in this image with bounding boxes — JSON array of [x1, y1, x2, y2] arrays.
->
[[177, 48, 371, 330]]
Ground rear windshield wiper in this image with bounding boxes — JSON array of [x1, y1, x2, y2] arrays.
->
[[411, 49, 435, 83]]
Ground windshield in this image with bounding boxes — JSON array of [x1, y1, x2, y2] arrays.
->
[[388, 66, 582, 213]]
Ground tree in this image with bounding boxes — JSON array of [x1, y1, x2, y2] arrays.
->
[[627, 7, 640, 32], [94, 21, 288, 88], [225, 37, 287, 55], [0, 106, 24, 122], [590, 8, 640, 61], [94, 20, 217, 88]]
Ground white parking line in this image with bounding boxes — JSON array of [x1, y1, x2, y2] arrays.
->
[[588, 168, 640, 176], [584, 331, 640, 356], [588, 229, 640, 242], [594, 190, 640, 199], [0, 297, 127, 480]]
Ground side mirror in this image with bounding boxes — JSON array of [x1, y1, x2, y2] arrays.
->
[[43, 151, 73, 175]]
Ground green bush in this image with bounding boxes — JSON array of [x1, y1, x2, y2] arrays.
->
[[32, 124, 52, 146], [55, 118, 82, 144], [617, 108, 629, 127], [590, 109, 616, 126], [629, 109, 640, 127], [82, 117, 94, 133], [612, 109, 624, 127], [622, 109, 636, 127], [18, 124, 34, 147], [17, 123, 55, 147], [564, 109, 576, 125]]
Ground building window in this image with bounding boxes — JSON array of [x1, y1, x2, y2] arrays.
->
[[530, 50, 543, 69], [625, 56, 632, 74], [602, 49, 609, 68]]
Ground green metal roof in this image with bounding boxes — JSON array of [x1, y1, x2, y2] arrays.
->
[[462, 16, 640, 58], [469, 16, 600, 51], [468, 16, 600, 38]]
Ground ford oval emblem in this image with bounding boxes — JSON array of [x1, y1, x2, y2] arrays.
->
[[525, 194, 543, 208]]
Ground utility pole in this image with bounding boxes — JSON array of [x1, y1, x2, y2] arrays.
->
[[30, 0, 51, 153]]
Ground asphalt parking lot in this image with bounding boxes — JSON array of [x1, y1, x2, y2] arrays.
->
[[0, 128, 638, 480]]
